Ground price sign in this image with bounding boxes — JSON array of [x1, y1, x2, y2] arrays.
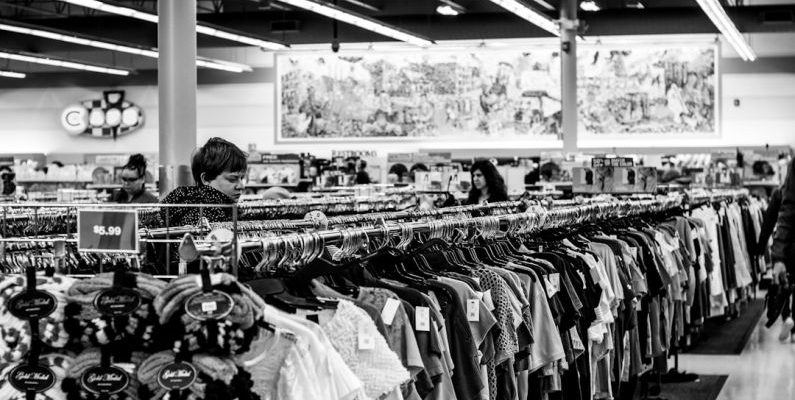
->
[[78, 210, 139, 253]]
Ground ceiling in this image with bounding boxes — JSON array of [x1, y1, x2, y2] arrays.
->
[[0, 0, 794, 86]]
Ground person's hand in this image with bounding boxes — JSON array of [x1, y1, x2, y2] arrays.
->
[[773, 261, 789, 285]]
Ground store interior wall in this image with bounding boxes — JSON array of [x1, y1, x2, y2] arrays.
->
[[1, 34, 794, 158]]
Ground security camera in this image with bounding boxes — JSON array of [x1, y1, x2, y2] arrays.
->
[[331, 40, 340, 53]]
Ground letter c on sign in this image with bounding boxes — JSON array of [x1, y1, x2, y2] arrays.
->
[[61, 105, 89, 135]]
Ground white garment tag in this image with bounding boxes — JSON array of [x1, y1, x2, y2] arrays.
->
[[415, 306, 431, 331], [634, 299, 641, 311], [358, 330, 375, 350], [201, 301, 217, 313], [550, 273, 560, 295], [544, 276, 555, 298], [381, 298, 401, 326], [629, 247, 638, 259], [475, 291, 484, 301], [472, 277, 481, 286], [466, 299, 480, 322]]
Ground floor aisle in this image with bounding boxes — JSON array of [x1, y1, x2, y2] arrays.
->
[[678, 313, 795, 400]]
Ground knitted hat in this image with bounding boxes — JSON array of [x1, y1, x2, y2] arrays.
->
[[0, 274, 76, 363], [0, 353, 74, 400]]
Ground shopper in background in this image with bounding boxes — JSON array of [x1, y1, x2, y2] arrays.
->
[[466, 160, 508, 204], [771, 157, 795, 341], [355, 159, 372, 185], [160, 137, 248, 226], [408, 163, 429, 183], [387, 163, 409, 183], [112, 154, 158, 204]]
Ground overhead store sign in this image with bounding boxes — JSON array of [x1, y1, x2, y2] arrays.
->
[[61, 90, 144, 139]]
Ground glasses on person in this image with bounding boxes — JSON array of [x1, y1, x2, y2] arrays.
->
[[120, 176, 141, 183]]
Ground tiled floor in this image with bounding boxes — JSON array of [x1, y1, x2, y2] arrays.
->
[[677, 314, 795, 400]]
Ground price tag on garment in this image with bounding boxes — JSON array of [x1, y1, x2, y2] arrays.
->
[[549, 273, 560, 295], [629, 247, 639, 259], [381, 298, 401, 326], [78, 210, 139, 254], [466, 299, 480, 322], [415, 306, 431, 332], [358, 328, 375, 350], [184, 290, 235, 321], [544, 276, 554, 298], [472, 277, 481, 286]]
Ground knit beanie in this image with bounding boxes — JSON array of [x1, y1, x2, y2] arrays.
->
[[0, 274, 75, 363], [0, 353, 73, 400]]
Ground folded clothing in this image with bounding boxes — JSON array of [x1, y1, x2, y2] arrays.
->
[[0, 274, 76, 363], [61, 347, 146, 400], [137, 350, 257, 400], [64, 273, 166, 352], [0, 353, 73, 400], [153, 274, 265, 356]]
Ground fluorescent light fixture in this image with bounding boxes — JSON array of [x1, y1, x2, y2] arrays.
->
[[487, 0, 560, 36], [0, 19, 252, 72], [580, 1, 600, 11], [0, 69, 25, 78], [0, 49, 131, 75], [695, 0, 756, 61], [58, 0, 287, 50], [277, 0, 434, 47]]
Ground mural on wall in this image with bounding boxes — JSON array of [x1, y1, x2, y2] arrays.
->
[[277, 50, 562, 142], [578, 45, 717, 135], [60, 90, 144, 139]]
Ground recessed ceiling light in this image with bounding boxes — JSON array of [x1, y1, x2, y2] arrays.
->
[[580, 1, 600, 12], [436, 0, 465, 16]]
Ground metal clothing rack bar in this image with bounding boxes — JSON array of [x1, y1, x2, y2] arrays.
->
[[236, 196, 683, 255], [147, 200, 527, 238]]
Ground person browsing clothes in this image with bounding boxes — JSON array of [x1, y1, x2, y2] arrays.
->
[[466, 160, 508, 205], [160, 137, 248, 227], [112, 154, 158, 204]]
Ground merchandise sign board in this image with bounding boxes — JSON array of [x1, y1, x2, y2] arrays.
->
[[78, 210, 139, 253], [592, 157, 634, 168]]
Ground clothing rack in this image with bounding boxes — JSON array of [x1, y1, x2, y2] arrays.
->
[[143, 199, 529, 238], [232, 196, 684, 274]]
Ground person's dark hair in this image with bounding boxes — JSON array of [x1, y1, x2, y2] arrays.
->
[[409, 163, 429, 173], [123, 154, 147, 178], [467, 160, 508, 204], [389, 163, 408, 181], [191, 137, 248, 185]]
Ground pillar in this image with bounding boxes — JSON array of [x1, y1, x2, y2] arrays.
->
[[158, 0, 197, 194], [561, 0, 578, 153]]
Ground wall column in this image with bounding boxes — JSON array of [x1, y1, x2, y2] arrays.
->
[[561, 0, 578, 153], [157, 0, 197, 194]]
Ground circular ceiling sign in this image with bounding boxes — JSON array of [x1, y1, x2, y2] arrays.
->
[[60, 90, 144, 139]]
